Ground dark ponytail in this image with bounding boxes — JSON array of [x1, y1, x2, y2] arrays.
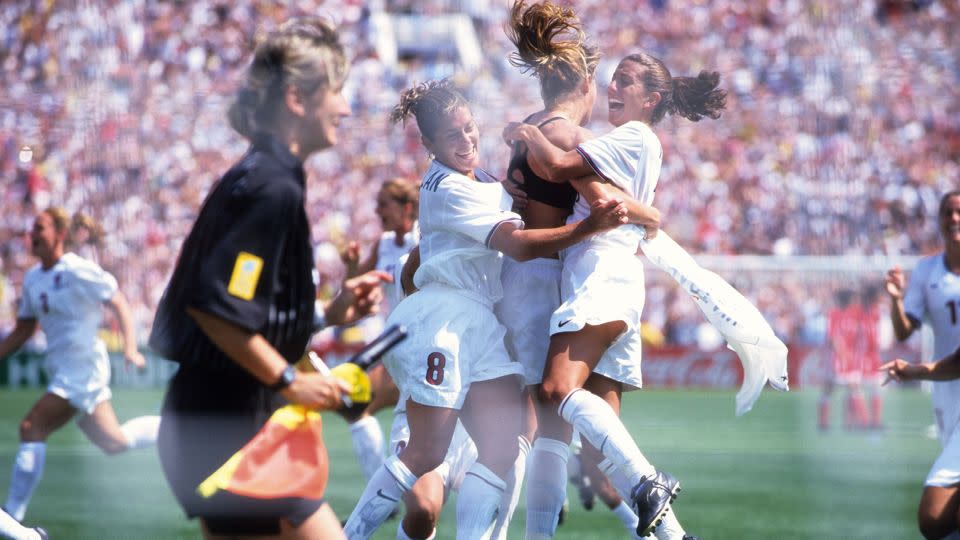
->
[[622, 52, 727, 125]]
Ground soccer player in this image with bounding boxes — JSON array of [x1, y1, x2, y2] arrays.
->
[[819, 288, 870, 431], [504, 50, 726, 537], [338, 178, 419, 483], [0, 208, 160, 523], [884, 189, 960, 539], [500, 3, 678, 539], [149, 18, 389, 540], [343, 79, 627, 540]]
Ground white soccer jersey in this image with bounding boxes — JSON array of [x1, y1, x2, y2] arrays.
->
[[375, 227, 418, 316], [903, 253, 960, 443], [571, 120, 662, 251], [17, 252, 117, 413], [18, 252, 117, 357], [413, 160, 522, 303]]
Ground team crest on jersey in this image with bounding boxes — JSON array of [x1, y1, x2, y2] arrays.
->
[[227, 252, 264, 301]]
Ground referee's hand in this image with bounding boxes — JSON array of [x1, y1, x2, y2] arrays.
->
[[325, 270, 393, 326], [281, 371, 352, 411]]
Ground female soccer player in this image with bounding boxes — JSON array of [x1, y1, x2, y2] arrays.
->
[[500, 3, 676, 539], [338, 178, 418, 483], [505, 50, 726, 536], [343, 78, 627, 540], [150, 18, 389, 540], [0, 208, 160, 523], [884, 190, 960, 539]]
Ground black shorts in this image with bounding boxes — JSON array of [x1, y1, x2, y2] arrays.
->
[[158, 364, 325, 535]]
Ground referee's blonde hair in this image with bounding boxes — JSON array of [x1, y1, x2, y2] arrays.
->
[[391, 79, 469, 142], [229, 17, 348, 139]]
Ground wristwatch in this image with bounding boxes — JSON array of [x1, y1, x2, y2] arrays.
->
[[269, 365, 297, 391]]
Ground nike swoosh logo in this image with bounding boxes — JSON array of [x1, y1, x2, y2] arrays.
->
[[376, 489, 399, 503], [558, 320, 571, 327]]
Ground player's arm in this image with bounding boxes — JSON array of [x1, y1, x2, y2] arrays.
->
[[571, 177, 661, 235], [880, 347, 960, 383], [489, 198, 627, 261], [322, 270, 393, 327], [885, 266, 918, 341], [187, 307, 349, 411], [502, 122, 593, 181], [400, 246, 420, 297], [0, 318, 38, 359], [105, 291, 146, 369], [341, 241, 378, 279]]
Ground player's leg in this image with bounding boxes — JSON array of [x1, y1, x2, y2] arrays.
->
[[458, 375, 523, 540], [917, 486, 960, 539], [5, 393, 76, 521], [76, 399, 160, 455], [347, 364, 398, 481], [818, 360, 835, 431], [398, 471, 445, 540], [198, 501, 347, 540], [343, 402, 458, 540]]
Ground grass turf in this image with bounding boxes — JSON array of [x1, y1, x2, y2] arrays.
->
[[0, 387, 937, 539]]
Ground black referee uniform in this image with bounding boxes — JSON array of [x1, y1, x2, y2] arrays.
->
[[150, 132, 319, 535]]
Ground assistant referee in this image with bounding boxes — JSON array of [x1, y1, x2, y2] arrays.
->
[[149, 18, 389, 540]]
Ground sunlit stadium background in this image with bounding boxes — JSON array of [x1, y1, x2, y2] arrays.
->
[[1, 0, 958, 538]]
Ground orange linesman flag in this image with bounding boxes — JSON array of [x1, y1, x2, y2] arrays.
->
[[197, 404, 329, 500]]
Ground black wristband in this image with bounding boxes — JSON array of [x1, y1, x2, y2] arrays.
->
[[269, 364, 297, 391]]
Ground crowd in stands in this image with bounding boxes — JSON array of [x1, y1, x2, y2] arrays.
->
[[1, 0, 957, 349]]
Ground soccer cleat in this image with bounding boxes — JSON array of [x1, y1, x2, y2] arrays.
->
[[630, 471, 681, 537], [681, 536, 700, 540], [33, 527, 49, 540]]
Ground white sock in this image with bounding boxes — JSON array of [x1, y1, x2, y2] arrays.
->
[[611, 500, 641, 537], [4, 442, 46, 522], [654, 507, 687, 540], [525, 437, 569, 540], [490, 435, 530, 540], [120, 415, 161, 450], [351, 416, 386, 481], [344, 455, 417, 540], [0, 507, 40, 540], [598, 458, 633, 501], [456, 462, 506, 540], [397, 521, 436, 540], [559, 389, 654, 488]]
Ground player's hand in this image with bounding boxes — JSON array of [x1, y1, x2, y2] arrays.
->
[[879, 358, 921, 385], [584, 198, 628, 232], [124, 348, 146, 371], [885, 267, 906, 300], [502, 122, 535, 145], [340, 241, 360, 266], [503, 172, 528, 211], [281, 371, 351, 411], [325, 270, 392, 326]]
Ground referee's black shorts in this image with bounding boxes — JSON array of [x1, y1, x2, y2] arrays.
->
[[158, 363, 325, 536]]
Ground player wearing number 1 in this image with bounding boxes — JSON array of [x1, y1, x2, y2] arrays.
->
[[343, 79, 627, 539], [884, 189, 960, 540]]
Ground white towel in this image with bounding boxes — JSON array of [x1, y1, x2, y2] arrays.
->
[[639, 231, 789, 415]]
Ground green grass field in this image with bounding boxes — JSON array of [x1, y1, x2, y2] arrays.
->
[[0, 387, 939, 539]]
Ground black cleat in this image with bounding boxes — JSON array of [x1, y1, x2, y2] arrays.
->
[[568, 451, 596, 510], [630, 471, 681, 537], [682, 536, 700, 540], [33, 527, 49, 540]]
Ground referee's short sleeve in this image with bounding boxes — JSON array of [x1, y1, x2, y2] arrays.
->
[[188, 177, 300, 333]]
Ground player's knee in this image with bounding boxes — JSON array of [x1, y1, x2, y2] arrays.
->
[[917, 507, 954, 539], [537, 380, 570, 407], [19, 419, 45, 442], [404, 491, 442, 532], [400, 445, 446, 476]]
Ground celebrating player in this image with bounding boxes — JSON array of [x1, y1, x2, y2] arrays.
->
[[337, 178, 419, 483], [883, 189, 960, 539], [0, 208, 160, 524], [343, 78, 627, 539], [504, 50, 726, 537]]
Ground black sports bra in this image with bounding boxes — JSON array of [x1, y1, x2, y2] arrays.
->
[[506, 116, 578, 211]]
